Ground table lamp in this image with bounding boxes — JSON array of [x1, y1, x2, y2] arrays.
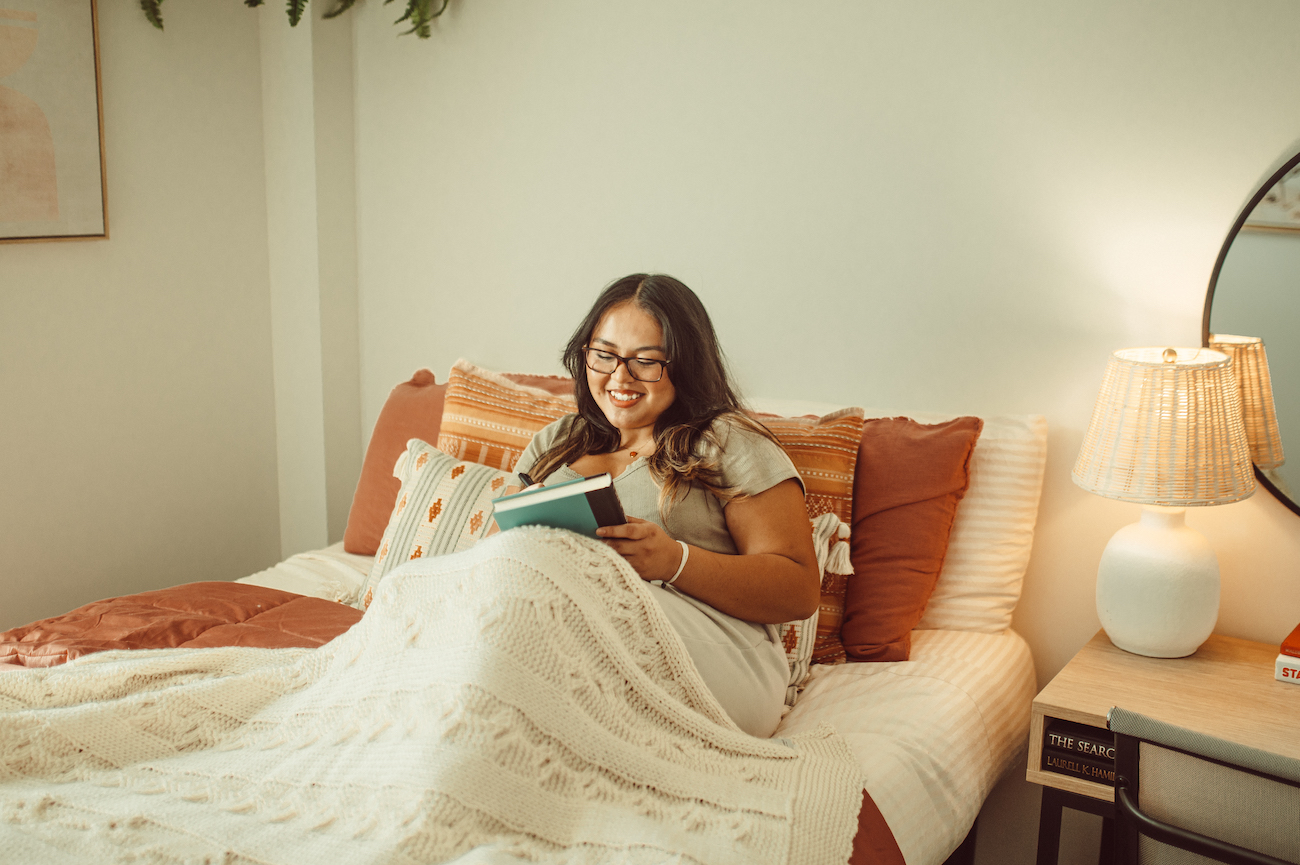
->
[[1208, 334, 1284, 471], [1073, 347, 1255, 658]]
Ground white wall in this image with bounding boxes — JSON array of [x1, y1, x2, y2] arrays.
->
[[258, 2, 363, 558], [0, 2, 281, 629], [350, 1, 1300, 860]]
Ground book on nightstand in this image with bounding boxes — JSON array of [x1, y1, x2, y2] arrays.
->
[[1041, 749, 1116, 785], [491, 472, 626, 539], [1276, 624, 1300, 684], [1041, 719, 1116, 785], [1281, 623, 1300, 658], [1044, 719, 1116, 761], [1276, 652, 1300, 684]]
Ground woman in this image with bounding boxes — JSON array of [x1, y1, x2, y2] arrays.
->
[[513, 274, 820, 738]]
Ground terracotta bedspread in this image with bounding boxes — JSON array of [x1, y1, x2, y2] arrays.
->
[[0, 581, 903, 864], [0, 581, 363, 668]]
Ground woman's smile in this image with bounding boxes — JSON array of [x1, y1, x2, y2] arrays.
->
[[606, 388, 644, 407]]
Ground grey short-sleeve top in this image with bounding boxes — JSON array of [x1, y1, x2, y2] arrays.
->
[[513, 414, 802, 554]]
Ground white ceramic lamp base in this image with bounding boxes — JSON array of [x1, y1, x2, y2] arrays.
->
[[1095, 506, 1220, 658]]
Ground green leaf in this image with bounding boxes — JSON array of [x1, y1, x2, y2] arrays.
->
[[323, 0, 358, 20], [393, 0, 446, 38], [287, 0, 308, 26], [140, 0, 164, 30], [244, 0, 265, 7]]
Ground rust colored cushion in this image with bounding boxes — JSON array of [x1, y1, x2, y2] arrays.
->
[[842, 416, 982, 662], [752, 409, 866, 665], [0, 582, 362, 667], [344, 369, 448, 554]]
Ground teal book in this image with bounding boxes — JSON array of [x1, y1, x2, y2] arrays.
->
[[491, 473, 626, 538]]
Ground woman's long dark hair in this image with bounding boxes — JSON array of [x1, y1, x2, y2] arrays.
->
[[528, 274, 777, 512]]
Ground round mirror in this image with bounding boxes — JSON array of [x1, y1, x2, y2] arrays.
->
[[1203, 143, 1300, 517]]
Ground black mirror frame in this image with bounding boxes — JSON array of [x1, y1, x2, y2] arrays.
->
[[1202, 141, 1300, 519]]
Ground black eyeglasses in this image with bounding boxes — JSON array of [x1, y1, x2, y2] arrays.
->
[[582, 347, 671, 382]]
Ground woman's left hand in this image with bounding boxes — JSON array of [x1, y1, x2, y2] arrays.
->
[[596, 517, 685, 582]]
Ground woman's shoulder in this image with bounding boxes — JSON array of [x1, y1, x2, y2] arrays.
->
[[533, 413, 578, 446], [698, 412, 802, 497], [515, 413, 578, 475], [698, 412, 791, 468], [706, 412, 780, 452]]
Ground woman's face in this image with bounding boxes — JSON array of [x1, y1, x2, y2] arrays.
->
[[585, 302, 676, 439]]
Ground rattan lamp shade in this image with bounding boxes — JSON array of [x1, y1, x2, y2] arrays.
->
[[1208, 334, 1285, 470], [1073, 347, 1255, 506]]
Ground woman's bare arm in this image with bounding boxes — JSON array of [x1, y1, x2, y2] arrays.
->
[[596, 478, 820, 624]]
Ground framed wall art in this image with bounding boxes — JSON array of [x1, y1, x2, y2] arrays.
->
[[1244, 164, 1300, 234], [0, 0, 107, 242]]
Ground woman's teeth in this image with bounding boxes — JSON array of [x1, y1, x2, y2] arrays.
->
[[609, 390, 642, 402]]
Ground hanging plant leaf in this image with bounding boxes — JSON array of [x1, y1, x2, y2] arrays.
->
[[385, 0, 447, 38], [286, 0, 308, 26], [323, 0, 358, 20], [140, 0, 164, 30], [140, 0, 450, 39]]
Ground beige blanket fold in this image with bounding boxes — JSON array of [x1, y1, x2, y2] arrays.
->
[[0, 528, 863, 864]]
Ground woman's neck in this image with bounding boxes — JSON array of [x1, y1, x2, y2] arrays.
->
[[616, 431, 655, 456]]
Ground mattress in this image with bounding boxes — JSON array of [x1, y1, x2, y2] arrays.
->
[[775, 628, 1036, 865]]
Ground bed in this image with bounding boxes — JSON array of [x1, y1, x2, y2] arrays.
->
[[0, 361, 1046, 864]]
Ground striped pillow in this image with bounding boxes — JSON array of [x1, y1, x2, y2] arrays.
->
[[914, 413, 1049, 633], [356, 440, 513, 610], [752, 408, 865, 664], [436, 359, 576, 471]]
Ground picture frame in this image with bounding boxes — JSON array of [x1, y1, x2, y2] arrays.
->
[[1244, 165, 1300, 234], [0, 0, 107, 243]]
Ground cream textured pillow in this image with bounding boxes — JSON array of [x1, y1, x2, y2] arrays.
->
[[356, 440, 513, 610]]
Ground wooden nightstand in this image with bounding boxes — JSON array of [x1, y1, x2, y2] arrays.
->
[[1028, 630, 1300, 865]]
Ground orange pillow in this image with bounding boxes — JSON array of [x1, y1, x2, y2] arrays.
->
[[343, 370, 448, 555], [841, 416, 982, 662], [751, 409, 865, 665], [435, 359, 577, 470]]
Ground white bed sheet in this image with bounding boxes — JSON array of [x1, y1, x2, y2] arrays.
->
[[239, 546, 1035, 865], [775, 628, 1036, 865], [235, 541, 371, 605]]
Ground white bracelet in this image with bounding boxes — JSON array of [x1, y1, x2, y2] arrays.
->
[[665, 540, 689, 586]]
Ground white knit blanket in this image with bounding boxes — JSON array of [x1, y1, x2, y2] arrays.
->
[[0, 529, 864, 864]]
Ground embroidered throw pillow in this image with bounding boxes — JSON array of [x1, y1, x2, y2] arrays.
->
[[778, 513, 852, 704], [356, 440, 514, 610], [436, 359, 577, 471], [751, 408, 865, 665]]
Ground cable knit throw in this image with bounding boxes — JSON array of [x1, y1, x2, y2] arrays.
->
[[0, 529, 864, 864]]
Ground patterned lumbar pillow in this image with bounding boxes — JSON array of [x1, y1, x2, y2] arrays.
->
[[356, 439, 513, 610], [436, 358, 577, 471], [750, 407, 865, 665], [778, 513, 853, 705]]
